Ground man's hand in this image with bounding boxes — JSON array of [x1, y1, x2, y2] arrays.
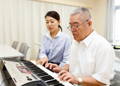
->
[[58, 70, 79, 84], [36, 57, 48, 66], [45, 63, 62, 73], [59, 70, 105, 86]]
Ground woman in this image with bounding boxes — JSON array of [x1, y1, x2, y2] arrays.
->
[[37, 11, 71, 72]]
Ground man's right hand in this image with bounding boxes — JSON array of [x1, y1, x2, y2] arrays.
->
[[36, 57, 48, 66]]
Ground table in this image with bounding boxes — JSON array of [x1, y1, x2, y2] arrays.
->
[[0, 44, 24, 70], [0, 45, 23, 58]]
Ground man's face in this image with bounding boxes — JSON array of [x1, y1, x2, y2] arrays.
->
[[69, 14, 90, 42]]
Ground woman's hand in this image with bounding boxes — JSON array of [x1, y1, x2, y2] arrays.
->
[[36, 57, 48, 66], [45, 63, 62, 73]]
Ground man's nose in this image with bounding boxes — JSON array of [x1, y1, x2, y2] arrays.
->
[[71, 28, 77, 32]]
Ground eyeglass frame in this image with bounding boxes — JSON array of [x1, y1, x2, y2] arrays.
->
[[67, 19, 90, 30]]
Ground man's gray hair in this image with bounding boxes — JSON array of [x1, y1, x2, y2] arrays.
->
[[71, 7, 91, 19]]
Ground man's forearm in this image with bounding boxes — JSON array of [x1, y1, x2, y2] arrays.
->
[[78, 76, 105, 86]]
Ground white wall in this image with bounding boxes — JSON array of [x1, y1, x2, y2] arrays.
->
[[77, 0, 108, 37], [0, 0, 77, 59], [38, 0, 108, 37], [91, 0, 107, 37], [0, 0, 108, 58], [34, 0, 92, 7]]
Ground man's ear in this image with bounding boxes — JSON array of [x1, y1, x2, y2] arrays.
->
[[88, 20, 92, 26]]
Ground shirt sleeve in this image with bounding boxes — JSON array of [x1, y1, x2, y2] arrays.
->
[[39, 36, 47, 58], [59, 36, 72, 67], [92, 44, 115, 85]]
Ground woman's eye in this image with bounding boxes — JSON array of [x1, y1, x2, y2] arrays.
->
[[46, 22, 49, 24], [51, 21, 54, 23]]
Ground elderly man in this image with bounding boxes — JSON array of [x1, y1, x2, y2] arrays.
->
[[44, 7, 115, 86]]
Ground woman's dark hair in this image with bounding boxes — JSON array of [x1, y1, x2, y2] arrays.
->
[[45, 11, 62, 31]]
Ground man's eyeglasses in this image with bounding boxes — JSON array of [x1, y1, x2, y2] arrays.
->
[[67, 19, 89, 30]]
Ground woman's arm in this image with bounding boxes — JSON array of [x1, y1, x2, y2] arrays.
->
[[36, 36, 48, 65], [59, 36, 72, 67]]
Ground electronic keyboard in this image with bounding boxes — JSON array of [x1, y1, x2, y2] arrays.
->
[[3, 60, 74, 86]]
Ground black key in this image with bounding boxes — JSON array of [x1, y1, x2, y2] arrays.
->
[[25, 64, 35, 68], [22, 80, 48, 86], [32, 68, 44, 73], [46, 79, 60, 85], [22, 61, 64, 86], [36, 72, 48, 77], [29, 67, 39, 70], [54, 84, 64, 86], [40, 75, 54, 81], [46, 67, 54, 72]]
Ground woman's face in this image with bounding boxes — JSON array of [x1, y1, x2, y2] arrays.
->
[[45, 16, 60, 33]]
